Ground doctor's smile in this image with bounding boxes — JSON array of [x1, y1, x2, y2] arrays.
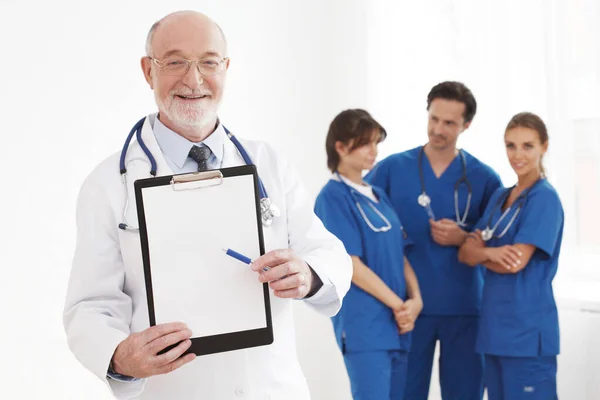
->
[[174, 93, 210, 101]]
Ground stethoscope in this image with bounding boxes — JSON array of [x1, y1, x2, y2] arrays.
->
[[417, 146, 472, 227], [481, 179, 542, 241], [118, 117, 280, 231], [335, 172, 392, 233]]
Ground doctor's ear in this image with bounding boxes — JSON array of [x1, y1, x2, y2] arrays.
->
[[335, 140, 350, 157], [141, 57, 154, 89]]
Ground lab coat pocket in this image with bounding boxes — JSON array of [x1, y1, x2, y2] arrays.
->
[[117, 229, 145, 289], [261, 211, 288, 253]]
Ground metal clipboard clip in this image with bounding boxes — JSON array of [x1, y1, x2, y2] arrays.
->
[[170, 170, 224, 191]]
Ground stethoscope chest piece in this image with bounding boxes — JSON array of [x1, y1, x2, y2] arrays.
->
[[418, 193, 431, 207], [481, 180, 542, 242], [260, 198, 281, 227], [417, 147, 471, 224], [481, 228, 493, 242]]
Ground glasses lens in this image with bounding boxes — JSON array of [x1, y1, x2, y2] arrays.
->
[[159, 58, 189, 76], [156, 57, 224, 76], [197, 58, 222, 76]]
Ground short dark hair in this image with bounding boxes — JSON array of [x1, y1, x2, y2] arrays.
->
[[325, 109, 387, 172], [427, 81, 477, 124]]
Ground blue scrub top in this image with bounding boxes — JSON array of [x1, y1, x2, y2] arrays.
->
[[365, 147, 502, 316], [473, 179, 564, 357], [314, 179, 412, 353]]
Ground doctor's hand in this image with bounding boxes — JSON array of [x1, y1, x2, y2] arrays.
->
[[251, 249, 314, 299], [111, 322, 196, 378], [466, 229, 486, 248], [484, 245, 523, 270], [394, 298, 423, 334], [430, 219, 468, 247]]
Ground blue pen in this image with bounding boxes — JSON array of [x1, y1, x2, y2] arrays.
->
[[222, 248, 271, 272]]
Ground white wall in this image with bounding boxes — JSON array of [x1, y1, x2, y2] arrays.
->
[[1, 0, 599, 399]]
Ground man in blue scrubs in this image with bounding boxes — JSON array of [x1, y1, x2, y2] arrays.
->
[[366, 82, 502, 400]]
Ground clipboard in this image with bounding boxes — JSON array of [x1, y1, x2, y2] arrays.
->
[[134, 165, 273, 356]]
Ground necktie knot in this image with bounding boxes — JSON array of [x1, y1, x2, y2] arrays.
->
[[188, 145, 212, 171]]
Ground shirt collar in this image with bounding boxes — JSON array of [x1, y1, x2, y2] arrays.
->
[[153, 117, 226, 169]]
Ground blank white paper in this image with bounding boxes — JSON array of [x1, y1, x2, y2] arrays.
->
[[140, 174, 268, 337]]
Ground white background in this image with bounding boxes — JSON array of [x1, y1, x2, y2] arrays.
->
[[1, 0, 599, 399]]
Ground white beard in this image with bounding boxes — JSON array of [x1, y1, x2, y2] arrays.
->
[[155, 90, 218, 130]]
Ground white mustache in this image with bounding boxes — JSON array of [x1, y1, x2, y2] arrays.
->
[[171, 90, 212, 97]]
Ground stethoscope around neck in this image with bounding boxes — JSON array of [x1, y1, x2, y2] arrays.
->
[[480, 179, 541, 241], [335, 172, 392, 233], [417, 146, 472, 227], [118, 116, 280, 231]]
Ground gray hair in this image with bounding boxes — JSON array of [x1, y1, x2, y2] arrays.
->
[[145, 20, 161, 56], [145, 13, 227, 57]]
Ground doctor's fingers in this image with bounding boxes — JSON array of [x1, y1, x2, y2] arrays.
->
[[268, 272, 307, 292], [272, 283, 310, 299], [394, 310, 415, 323], [431, 231, 451, 245], [429, 219, 443, 230], [153, 340, 195, 369], [437, 218, 460, 227], [430, 218, 455, 228], [155, 349, 196, 376], [499, 246, 522, 267], [138, 322, 190, 345], [145, 328, 193, 355], [251, 249, 295, 272], [398, 322, 414, 334], [432, 222, 459, 235], [492, 253, 518, 270], [467, 231, 485, 247], [258, 260, 303, 283], [430, 221, 450, 234]]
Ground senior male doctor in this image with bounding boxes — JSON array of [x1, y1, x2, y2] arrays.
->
[[64, 10, 352, 400]]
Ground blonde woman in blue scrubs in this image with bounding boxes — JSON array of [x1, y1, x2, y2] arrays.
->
[[459, 112, 563, 399]]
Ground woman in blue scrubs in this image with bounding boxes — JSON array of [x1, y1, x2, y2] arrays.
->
[[458, 112, 563, 399], [314, 109, 423, 400]]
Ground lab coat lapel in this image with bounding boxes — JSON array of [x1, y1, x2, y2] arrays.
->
[[221, 130, 247, 168]]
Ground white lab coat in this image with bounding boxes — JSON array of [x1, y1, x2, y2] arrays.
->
[[64, 115, 352, 400]]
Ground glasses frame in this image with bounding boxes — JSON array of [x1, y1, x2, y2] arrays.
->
[[149, 56, 229, 77]]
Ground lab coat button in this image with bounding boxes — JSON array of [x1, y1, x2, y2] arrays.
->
[[235, 386, 244, 397]]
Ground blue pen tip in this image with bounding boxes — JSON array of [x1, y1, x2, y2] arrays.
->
[[222, 248, 227, 253]]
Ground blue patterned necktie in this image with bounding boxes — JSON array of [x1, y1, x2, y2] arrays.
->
[[188, 145, 212, 171]]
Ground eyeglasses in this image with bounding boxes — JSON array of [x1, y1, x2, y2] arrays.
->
[[150, 56, 229, 77]]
